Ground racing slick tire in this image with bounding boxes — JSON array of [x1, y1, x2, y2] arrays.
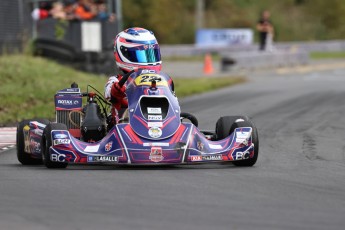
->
[[16, 119, 50, 165], [41, 123, 68, 169], [180, 112, 198, 127], [215, 116, 249, 140], [215, 116, 259, 167]]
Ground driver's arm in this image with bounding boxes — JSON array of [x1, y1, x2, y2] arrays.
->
[[104, 76, 119, 101]]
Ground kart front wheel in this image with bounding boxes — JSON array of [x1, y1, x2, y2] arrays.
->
[[180, 112, 198, 127], [231, 119, 259, 167], [215, 116, 259, 167], [41, 123, 68, 169], [215, 116, 249, 140]]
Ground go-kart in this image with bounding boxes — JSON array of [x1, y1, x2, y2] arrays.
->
[[16, 69, 259, 168]]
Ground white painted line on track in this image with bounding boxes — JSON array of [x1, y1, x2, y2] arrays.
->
[[0, 127, 16, 150], [0, 145, 15, 152]]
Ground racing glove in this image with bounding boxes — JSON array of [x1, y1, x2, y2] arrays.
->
[[110, 82, 127, 111], [111, 82, 126, 100]]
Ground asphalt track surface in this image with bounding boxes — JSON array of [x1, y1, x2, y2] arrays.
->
[[1, 68, 345, 230]]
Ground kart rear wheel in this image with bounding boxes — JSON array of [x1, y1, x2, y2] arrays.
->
[[41, 123, 68, 169], [16, 119, 50, 165], [215, 116, 259, 167]]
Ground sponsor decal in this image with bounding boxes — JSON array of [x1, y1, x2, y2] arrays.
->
[[202, 154, 222, 161], [140, 75, 161, 83], [105, 141, 113, 152], [57, 100, 73, 105], [58, 88, 80, 93], [23, 127, 30, 152], [235, 151, 250, 160], [65, 88, 80, 92], [147, 107, 162, 114], [191, 156, 202, 161], [84, 145, 100, 153], [51, 153, 66, 162], [148, 115, 162, 120], [191, 154, 222, 161], [236, 138, 248, 146], [236, 131, 250, 139], [87, 156, 118, 162], [53, 139, 71, 146], [197, 141, 204, 151], [31, 121, 46, 129], [135, 74, 168, 87], [149, 147, 164, 162], [55, 96, 82, 109], [30, 139, 41, 151], [54, 133, 68, 139], [141, 69, 156, 74], [143, 143, 169, 147], [33, 129, 43, 135], [148, 127, 162, 138], [236, 131, 251, 145], [208, 144, 222, 150], [148, 122, 163, 127]]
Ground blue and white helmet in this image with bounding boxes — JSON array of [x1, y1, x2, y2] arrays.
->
[[114, 27, 162, 73]]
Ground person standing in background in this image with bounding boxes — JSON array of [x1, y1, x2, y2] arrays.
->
[[256, 10, 274, 51]]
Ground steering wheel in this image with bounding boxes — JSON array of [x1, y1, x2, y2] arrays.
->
[[118, 70, 135, 87]]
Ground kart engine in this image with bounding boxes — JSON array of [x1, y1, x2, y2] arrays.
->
[[55, 84, 106, 142], [81, 101, 106, 143]]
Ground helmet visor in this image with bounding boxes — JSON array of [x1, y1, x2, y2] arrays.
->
[[120, 44, 161, 63]]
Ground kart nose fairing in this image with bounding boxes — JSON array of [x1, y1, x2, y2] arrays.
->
[[126, 73, 181, 141], [49, 123, 254, 165], [128, 95, 181, 140]]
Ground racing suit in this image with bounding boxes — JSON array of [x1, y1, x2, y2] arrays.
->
[[104, 74, 128, 125], [104, 71, 175, 126]]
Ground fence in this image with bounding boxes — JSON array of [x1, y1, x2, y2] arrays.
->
[[0, 0, 25, 53]]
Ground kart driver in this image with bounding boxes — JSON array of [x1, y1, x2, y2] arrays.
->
[[104, 27, 174, 128]]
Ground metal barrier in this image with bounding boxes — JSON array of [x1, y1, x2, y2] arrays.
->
[[220, 49, 309, 71], [0, 1, 24, 53], [160, 40, 345, 58], [36, 18, 117, 52], [33, 19, 117, 74]]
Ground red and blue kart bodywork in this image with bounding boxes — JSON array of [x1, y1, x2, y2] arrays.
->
[[17, 70, 258, 168], [46, 123, 254, 164]]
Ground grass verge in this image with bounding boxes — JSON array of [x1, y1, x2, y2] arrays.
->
[[174, 77, 244, 98], [310, 51, 345, 59], [0, 55, 244, 125]]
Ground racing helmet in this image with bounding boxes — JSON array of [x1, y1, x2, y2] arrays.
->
[[114, 27, 162, 74]]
